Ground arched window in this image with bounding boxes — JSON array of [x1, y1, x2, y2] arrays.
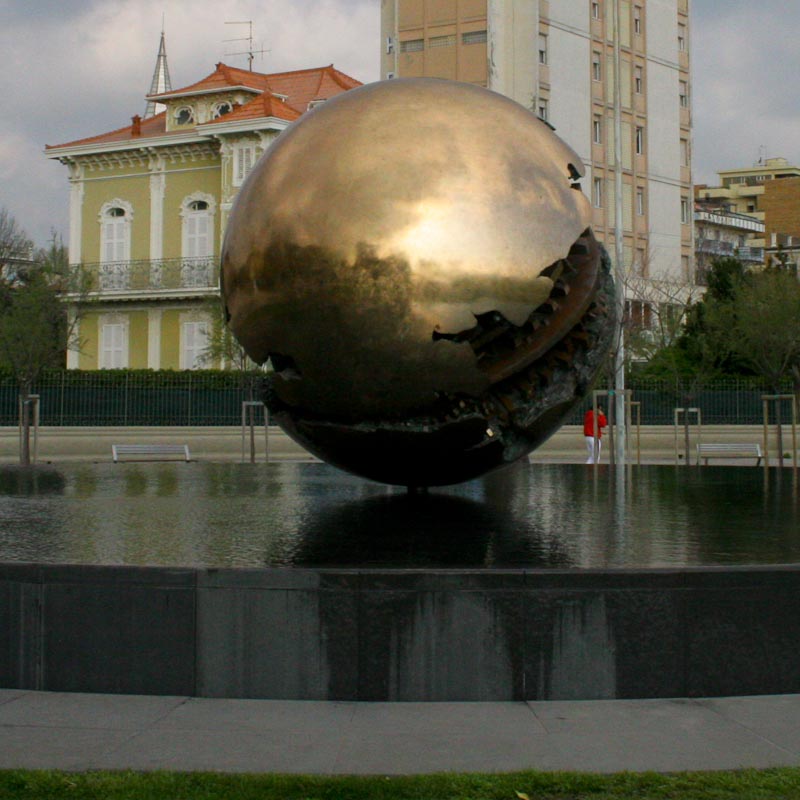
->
[[175, 106, 195, 125], [180, 195, 215, 259], [180, 194, 217, 287], [211, 101, 233, 119], [99, 200, 133, 263]]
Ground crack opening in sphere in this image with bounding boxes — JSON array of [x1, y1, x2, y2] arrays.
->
[[271, 352, 303, 381]]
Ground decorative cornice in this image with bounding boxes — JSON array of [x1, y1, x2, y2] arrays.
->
[[148, 151, 167, 172], [148, 86, 261, 102], [60, 141, 219, 172], [46, 131, 211, 161], [203, 117, 291, 136]]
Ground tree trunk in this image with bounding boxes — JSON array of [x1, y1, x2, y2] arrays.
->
[[19, 385, 31, 467], [683, 394, 691, 466], [775, 395, 784, 468]]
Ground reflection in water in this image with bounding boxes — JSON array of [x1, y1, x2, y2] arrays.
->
[[0, 462, 797, 569], [295, 491, 573, 568]]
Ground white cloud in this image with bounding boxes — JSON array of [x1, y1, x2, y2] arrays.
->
[[692, 0, 800, 183], [3, 0, 799, 245], [0, 0, 379, 246]]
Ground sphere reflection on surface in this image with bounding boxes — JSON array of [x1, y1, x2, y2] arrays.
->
[[221, 78, 615, 486]]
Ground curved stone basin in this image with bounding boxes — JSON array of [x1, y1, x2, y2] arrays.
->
[[1, 462, 799, 701]]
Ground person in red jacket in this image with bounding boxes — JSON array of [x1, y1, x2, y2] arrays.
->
[[583, 406, 607, 464]]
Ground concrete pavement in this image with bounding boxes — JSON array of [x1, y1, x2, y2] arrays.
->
[[1, 689, 800, 774], [0, 424, 784, 466]]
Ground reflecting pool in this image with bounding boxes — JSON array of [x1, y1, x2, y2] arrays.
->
[[0, 461, 797, 569]]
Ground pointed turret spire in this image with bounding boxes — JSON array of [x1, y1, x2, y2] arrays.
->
[[144, 27, 172, 118]]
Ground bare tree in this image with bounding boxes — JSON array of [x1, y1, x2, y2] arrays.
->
[[201, 297, 260, 376], [621, 250, 714, 463], [0, 208, 34, 271]]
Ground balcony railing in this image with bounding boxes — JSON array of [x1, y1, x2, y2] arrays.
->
[[78, 257, 219, 294], [695, 240, 764, 263], [736, 246, 764, 263], [696, 239, 736, 256]]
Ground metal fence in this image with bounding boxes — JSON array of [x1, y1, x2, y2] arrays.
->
[[0, 371, 794, 427], [0, 371, 262, 427]]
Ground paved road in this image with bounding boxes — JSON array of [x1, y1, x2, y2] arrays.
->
[[2, 690, 800, 774]]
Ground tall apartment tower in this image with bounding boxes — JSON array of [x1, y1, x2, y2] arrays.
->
[[381, 0, 693, 289]]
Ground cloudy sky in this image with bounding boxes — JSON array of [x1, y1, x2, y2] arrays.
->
[[1, 0, 797, 247]]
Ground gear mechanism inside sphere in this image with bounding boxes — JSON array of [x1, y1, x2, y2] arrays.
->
[[221, 78, 615, 487]]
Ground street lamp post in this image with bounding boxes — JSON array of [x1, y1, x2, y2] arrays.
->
[[612, 0, 626, 466]]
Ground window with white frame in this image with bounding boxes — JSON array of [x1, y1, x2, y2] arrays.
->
[[181, 320, 209, 370], [100, 200, 132, 263], [634, 65, 643, 94], [636, 187, 645, 215], [681, 198, 690, 224], [592, 51, 602, 81], [181, 196, 215, 259], [99, 319, 128, 369], [680, 138, 689, 167], [633, 6, 642, 34], [592, 2, 600, 19], [679, 81, 689, 107], [635, 126, 644, 155], [593, 116, 603, 144], [175, 106, 195, 126], [678, 23, 686, 51], [538, 33, 548, 65], [593, 177, 603, 208], [211, 101, 233, 119], [233, 143, 257, 186]]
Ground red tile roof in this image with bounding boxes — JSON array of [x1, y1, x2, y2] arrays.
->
[[46, 63, 361, 152], [47, 112, 168, 150], [203, 94, 301, 125], [266, 65, 362, 114], [148, 62, 267, 99]]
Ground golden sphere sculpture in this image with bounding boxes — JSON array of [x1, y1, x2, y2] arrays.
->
[[221, 78, 615, 487]]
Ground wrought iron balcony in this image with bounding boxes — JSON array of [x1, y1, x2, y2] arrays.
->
[[695, 240, 764, 263], [736, 246, 764, 263], [77, 257, 219, 295], [695, 239, 736, 256]]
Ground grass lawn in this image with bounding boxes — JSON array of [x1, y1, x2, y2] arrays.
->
[[2, 768, 800, 800]]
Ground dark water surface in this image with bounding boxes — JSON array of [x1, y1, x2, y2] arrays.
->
[[0, 461, 797, 569]]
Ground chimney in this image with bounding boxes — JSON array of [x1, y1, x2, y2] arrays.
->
[[131, 115, 142, 136]]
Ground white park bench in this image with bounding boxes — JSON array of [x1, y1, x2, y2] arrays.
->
[[696, 443, 762, 466], [112, 444, 191, 463]]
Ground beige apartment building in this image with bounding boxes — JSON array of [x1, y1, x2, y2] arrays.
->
[[695, 157, 800, 249], [381, 0, 694, 293]]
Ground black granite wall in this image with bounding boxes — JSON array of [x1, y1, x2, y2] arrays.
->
[[3, 563, 800, 700]]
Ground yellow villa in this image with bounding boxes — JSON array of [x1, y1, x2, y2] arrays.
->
[[46, 48, 360, 370]]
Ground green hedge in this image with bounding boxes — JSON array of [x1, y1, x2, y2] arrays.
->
[[0, 370, 794, 427]]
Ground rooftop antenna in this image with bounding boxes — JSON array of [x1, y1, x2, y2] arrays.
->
[[224, 21, 269, 71], [756, 144, 766, 166]]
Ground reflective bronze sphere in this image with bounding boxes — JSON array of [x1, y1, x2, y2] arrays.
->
[[221, 78, 615, 486]]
